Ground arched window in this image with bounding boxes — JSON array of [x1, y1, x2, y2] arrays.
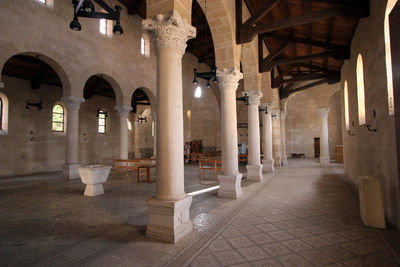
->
[[100, 19, 107, 35], [385, 0, 397, 115], [141, 33, 150, 57], [52, 104, 64, 132], [97, 110, 107, 134], [356, 54, 366, 125], [344, 80, 350, 131], [0, 92, 9, 135]]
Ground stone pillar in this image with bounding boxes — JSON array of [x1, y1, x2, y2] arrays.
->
[[318, 108, 330, 166], [261, 103, 274, 172], [217, 68, 243, 198], [115, 106, 131, 160], [245, 90, 263, 181], [61, 96, 84, 179], [272, 110, 281, 166], [142, 11, 196, 243], [280, 110, 288, 166]]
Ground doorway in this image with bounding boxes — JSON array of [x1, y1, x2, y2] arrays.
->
[[314, 137, 320, 158]]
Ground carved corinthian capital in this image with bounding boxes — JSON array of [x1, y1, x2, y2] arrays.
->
[[61, 96, 85, 110], [216, 68, 243, 92], [142, 10, 196, 55], [115, 106, 132, 117], [244, 90, 263, 105]]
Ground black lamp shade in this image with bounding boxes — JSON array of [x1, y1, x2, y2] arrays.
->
[[70, 19, 81, 31], [82, 0, 95, 13], [113, 23, 123, 35]]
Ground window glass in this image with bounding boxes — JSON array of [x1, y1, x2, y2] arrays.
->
[[357, 54, 366, 125], [344, 81, 350, 131], [98, 111, 106, 134], [141, 37, 145, 55], [385, 0, 397, 115], [0, 97, 2, 130], [100, 19, 107, 35], [52, 104, 64, 132]]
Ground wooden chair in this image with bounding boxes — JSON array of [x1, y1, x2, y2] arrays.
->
[[199, 159, 222, 178]]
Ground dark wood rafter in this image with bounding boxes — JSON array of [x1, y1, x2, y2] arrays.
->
[[280, 79, 328, 98]]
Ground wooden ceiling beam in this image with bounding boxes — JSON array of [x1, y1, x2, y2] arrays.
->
[[242, 0, 280, 28], [263, 50, 348, 71], [280, 79, 328, 99]]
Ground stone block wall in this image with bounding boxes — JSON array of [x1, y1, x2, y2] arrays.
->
[[341, 0, 399, 228]]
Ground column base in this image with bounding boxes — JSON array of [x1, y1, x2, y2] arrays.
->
[[246, 164, 263, 182], [262, 159, 275, 173], [320, 156, 330, 166], [280, 155, 288, 166], [63, 164, 81, 179], [84, 184, 104, 197], [146, 196, 193, 244], [217, 173, 243, 199]]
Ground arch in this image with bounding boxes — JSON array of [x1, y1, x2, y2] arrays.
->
[[385, 0, 397, 115], [197, 0, 241, 69], [0, 91, 8, 135], [78, 65, 126, 106], [0, 42, 73, 97], [132, 86, 157, 112], [356, 54, 366, 125]]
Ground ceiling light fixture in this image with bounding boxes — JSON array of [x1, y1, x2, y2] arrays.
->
[[70, 0, 124, 35]]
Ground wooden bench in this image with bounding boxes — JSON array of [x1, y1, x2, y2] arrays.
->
[[238, 154, 248, 165], [114, 158, 156, 176], [184, 153, 210, 164], [199, 159, 222, 178]]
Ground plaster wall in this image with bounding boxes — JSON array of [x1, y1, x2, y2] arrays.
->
[[341, 0, 399, 228]]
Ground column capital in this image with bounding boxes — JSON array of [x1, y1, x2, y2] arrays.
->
[[142, 10, 196, 55], [216, 67, 243, 92], [115, 105, 132, 117], [280, 110, 287, 120], [61, 96, 84, 110], [317, 108, 330, 118], [244, 90, 263, 105]]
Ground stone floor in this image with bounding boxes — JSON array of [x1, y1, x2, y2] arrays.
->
[[0, 159, 399, 266]]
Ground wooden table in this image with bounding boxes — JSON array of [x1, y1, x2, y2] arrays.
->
[[137, 164, 156, 183]]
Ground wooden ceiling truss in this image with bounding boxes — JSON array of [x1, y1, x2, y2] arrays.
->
[[236, 0, 370, 99]]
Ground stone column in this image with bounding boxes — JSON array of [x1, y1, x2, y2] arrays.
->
[[245, 90, 263, 181], [280, 110, 288, 166], [261, 103, 274, 172], [318, 108, 330, 166], [272, 110, 282, 166], [115, 106, 131, 160], [61, 96, 84, 179], [217, 68, 243, 198], [142, 11, 195, 243]]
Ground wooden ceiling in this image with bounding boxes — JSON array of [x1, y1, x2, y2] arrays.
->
[[237, 0, 369, 98]]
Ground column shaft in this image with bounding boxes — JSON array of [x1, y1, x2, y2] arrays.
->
[[116, 106, 131, 160], [318, 108, 330, 166], [62, 96, 84, 179], [246, 90, 263, 181], [217, 68, 243, 199], [261, 103, 274, 172], [280, 110, 288, 166]]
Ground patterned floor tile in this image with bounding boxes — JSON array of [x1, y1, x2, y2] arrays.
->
[[213, 250, 246, 266], [260, 243, 292, 257], [276, 254, 311, 266], [319, 232, 348, 243], [301, 235, 332, 247], [222, 227, 243, 239], [190, 253, 220, 267], [267, 230, 294, 241], [297, 249, 336, 266], [236, 225, 263, 235], [285, 228, 312, 238], [227, 236, 254, 249], [248, 233, 275, 245], [209, 239, 233, 252], [319, 245, 356, 261], [281, 239, 312, 252], [251, 258, 283, 267], [255, 223, 280, 233], [238, 246, 270, 261]]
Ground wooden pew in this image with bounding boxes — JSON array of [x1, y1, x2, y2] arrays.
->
[[199, 159, 222, 178], [114, 158, 156, 177], [238, 154, 248, 165]]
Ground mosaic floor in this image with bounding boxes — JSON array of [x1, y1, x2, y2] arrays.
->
[[0, 159, 399, 266]]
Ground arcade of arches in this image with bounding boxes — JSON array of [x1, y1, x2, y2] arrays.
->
[[0, 0, 400, 265]]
